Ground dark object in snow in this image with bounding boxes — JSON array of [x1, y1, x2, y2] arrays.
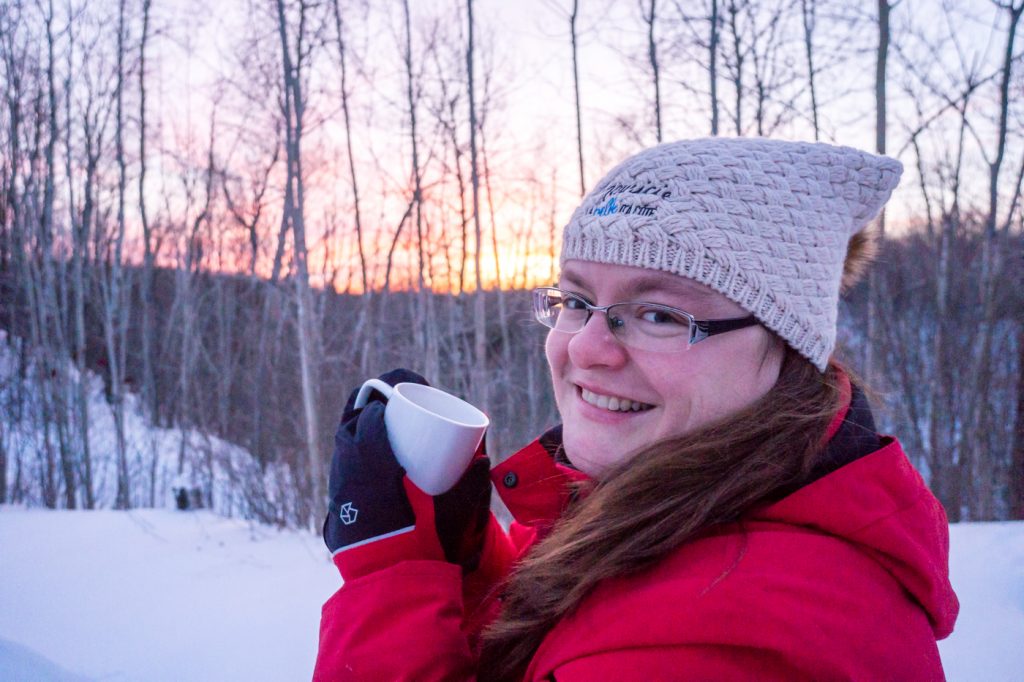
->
[[174, 486, 204, 510]]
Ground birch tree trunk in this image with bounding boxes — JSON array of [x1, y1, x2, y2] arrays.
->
[[709, 0, 720, 135], [107, 0, 131, 509], [467, 0, 489, 429], [41, 0, 76, 509], [276, 0, 323, 518], [570, 0, 585, 196], [727, 0, 743, 135], [933, 99, 970, 522], [800, 0, 819, 140], [643, 0, 662, 143], [69, 52, 104, 509], [1012, 321, 1024, 519], [865, 0, 891, 391], [480, 99, 510, 456], [966, 0, 1022, 519], [401, 0, 437, 380], [329, 0, 374, 377], [138, 0, 159, 506]]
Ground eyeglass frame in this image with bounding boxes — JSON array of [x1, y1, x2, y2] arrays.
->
[[531, 286, 760, 349]]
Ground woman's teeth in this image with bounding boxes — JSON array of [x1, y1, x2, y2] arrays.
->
[[580, 387, 653, 412]]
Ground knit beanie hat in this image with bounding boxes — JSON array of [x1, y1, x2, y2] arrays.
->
[[560, 138, 903, 372]]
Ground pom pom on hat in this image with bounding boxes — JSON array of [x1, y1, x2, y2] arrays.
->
[[841, 226, 879, 292], [560, 137, 903, 372]]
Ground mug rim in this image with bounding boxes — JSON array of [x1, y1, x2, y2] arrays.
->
[[391, 382, 490, 429]]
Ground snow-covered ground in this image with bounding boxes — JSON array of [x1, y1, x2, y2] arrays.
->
[[0, 331, 295, 521], [0, 507, 1021, 681], [1, 334, 1021, 679], [939, 521, 1024, 681], [0, 507, 339, 681]]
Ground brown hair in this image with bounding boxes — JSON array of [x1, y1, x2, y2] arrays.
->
[[477, 346, 842, 680]]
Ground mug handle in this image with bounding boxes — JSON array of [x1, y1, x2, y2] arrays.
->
[[353, 378, 395, 409]]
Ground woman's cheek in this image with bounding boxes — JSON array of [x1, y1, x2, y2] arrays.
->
[[545, 332, 568, 393]]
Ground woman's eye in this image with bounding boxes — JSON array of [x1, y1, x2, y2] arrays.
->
[[564, 296, 589, 311], [639, 308, 686, 325]]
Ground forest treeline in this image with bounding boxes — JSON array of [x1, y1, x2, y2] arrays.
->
[[1, 222, 1021, 524], [0, 263, 560, 525], [1, 0, 1022, 524]]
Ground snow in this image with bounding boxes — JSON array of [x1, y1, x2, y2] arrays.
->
[[1, 335, 1022, 679], [938, 522, 1024, 681], [0, 507, 339, 681], [0, 507, 1021, 681], [0, 330, 295, 522], [0, 639, 92, 682]]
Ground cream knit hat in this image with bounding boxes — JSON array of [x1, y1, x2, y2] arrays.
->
[[560, 138, 903, 372]]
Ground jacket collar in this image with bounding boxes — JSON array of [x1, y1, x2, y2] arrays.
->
[[492, 368, 957, 638], [491, 427, 588, 530], [493, 365, 867, 529]]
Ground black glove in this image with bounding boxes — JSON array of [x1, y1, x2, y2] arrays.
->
[[323, 369, 492, 577], [323, 400, 415, 557], [434, 445, 492, 572]]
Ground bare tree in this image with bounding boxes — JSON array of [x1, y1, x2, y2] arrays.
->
[[884, 0, 1024, 517], [709, 0, 720, 134], [400, 0, 439, 380], [667, 0, 721, 134], [717, 0, 801, 137], [65, 6, 112, 509], [966, 0, 1023, 518], [136, 0, 158, 505], [724, 0, 745, 134], [1013, 319, 1024, 519], [427, 49, 470, 296], [571, 0, 585, 195], [328, 0, 375, 378], [275, 0, 324, 519], [479, 52, 512, 455], [329, 0, 367, 296], [800, 0, 820, 140], [864, 0, 896, 391], [641, 0, 662, 142], [101, 0, 132, 509], [465, 0, 490, 425], [37, 0, 79, 510]]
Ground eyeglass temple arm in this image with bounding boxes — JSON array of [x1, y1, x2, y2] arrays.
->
[[689, 314, 759, 345]]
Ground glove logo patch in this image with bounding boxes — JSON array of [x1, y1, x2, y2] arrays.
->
[[338, 502, 359, 525]]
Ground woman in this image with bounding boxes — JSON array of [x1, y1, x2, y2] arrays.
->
[[315, 138, 959, 681]]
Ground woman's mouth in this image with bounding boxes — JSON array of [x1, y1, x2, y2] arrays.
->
[[578, 386, 655, 413]]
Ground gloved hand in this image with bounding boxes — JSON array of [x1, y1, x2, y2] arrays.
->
[[323, 369, 492, 580]]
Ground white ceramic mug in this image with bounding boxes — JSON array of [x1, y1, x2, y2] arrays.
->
[[353, 379, 489, 495]]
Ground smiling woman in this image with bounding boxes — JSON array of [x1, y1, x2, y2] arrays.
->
[[313, 138, 959, 681], [542, 261, 781, 477]]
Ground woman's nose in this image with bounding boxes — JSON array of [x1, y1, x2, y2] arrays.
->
[[566, 312, 629, 369]]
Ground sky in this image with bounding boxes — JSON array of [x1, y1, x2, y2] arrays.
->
[[55, 0, 1021, 291]]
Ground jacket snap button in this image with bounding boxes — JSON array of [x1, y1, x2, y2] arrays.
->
[[502, 472, 518, 488]]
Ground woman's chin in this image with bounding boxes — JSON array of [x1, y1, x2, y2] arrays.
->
[[562, 432, 633, 479]]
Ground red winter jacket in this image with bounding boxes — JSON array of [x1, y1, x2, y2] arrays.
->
[[314, 371, 959, 680]]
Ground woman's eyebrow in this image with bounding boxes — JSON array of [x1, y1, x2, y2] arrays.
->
[[625, 275, 717, 301], [559, 270, 716, 304], [559, 271, 590, 290]]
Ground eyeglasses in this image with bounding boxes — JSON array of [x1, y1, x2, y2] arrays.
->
[[531, 287, 759, 352]]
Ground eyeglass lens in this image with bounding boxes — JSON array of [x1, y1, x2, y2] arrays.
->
[[534, 289, 692, 352]]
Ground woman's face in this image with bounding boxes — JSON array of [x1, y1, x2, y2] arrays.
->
[[546, 260, 784, 478]]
